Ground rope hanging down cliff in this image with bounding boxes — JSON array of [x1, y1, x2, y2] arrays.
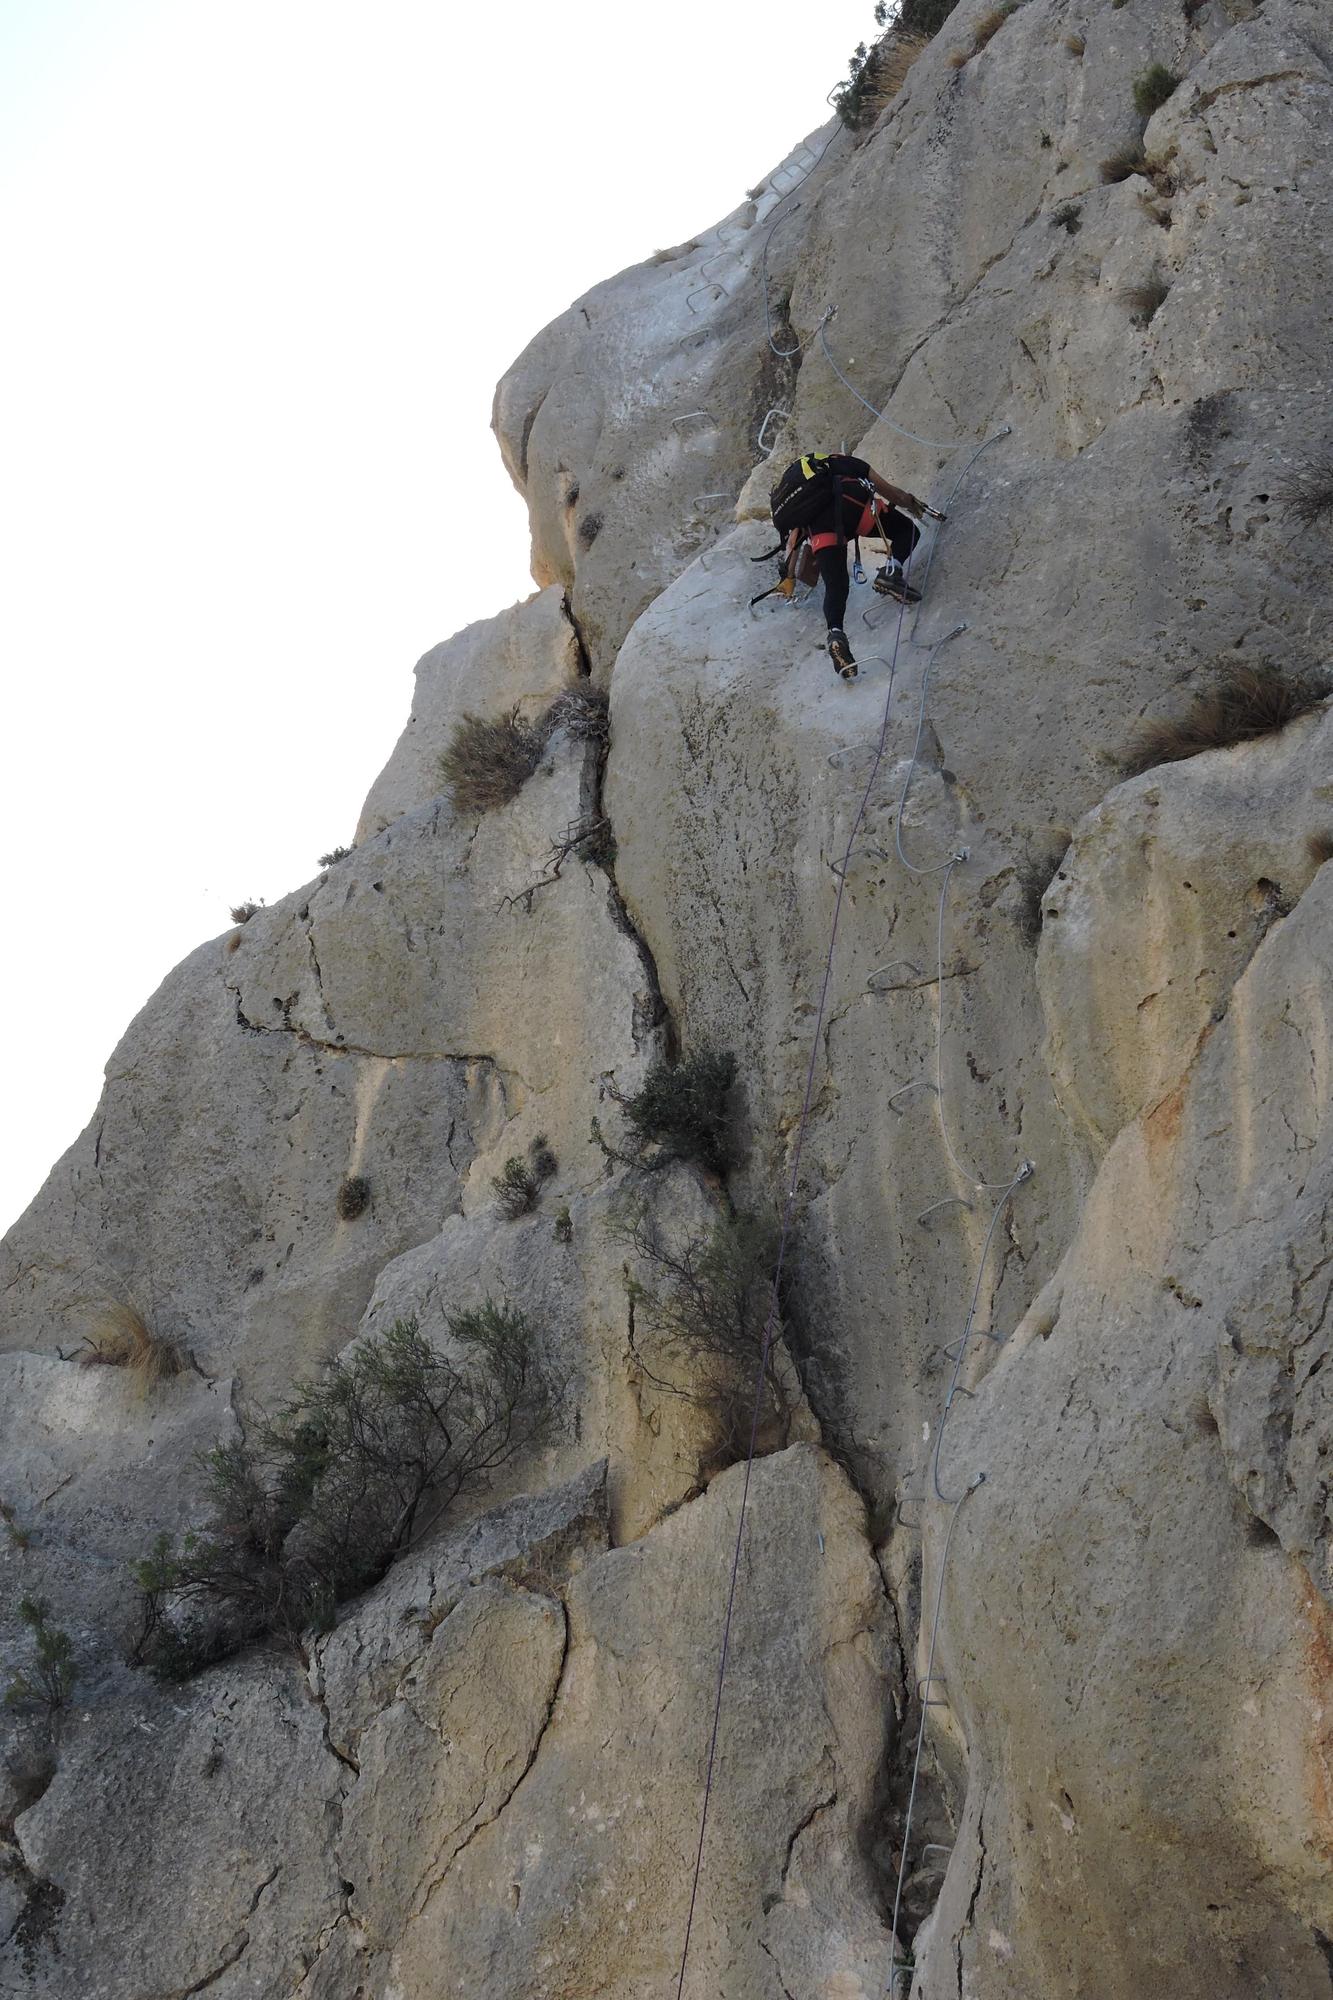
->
[[673, 527, 924, 2000], [674, 163, 1034, 1998]]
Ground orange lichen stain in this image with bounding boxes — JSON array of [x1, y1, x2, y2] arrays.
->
[[1144, 1080, 1187, 1151], [1300, 1587, 1333, 1859]]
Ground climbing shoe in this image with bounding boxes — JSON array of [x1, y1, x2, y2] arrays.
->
[[828, 629, 858, 682], [872, 563, 921, 605]]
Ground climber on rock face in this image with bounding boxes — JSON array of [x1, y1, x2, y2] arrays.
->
[[758, 452, 943, 683]]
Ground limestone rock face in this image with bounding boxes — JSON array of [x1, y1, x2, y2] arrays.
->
[[5, 0, 1333, 1993], [357, 582, 580, 840]]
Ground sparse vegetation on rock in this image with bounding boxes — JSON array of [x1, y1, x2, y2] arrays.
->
[[130, 1312, 555, 1673], [542, 684, 611, 746], [78, 1304, 180, 1390], [336, 1175, 371, 1221], [440, 709, 543, 816], [1121, 273, 1171, 325], [619, 1049, 739, 1176], [833, 6, 929, 128], [622, 1205, 796, 1471], [1120, 664, 1330, 775], [5, 1599, 75, 1717], [1100, 140, 1149, 183], [1134, 62, 1180, 119], [1275, 451, 1333, 531], [494, 1137, 558, 1219]]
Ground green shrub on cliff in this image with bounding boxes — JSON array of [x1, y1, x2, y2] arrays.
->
[[130, 1311, 555, 1675]]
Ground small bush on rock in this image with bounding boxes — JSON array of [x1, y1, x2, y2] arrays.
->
[[131, 1311, 554, 1671], [1134, 63, 1180, 118], [834, 9, 930, 127], [620, 1049, 739, 1176], [1120, 663, 1331, 776], [230, 902, 259, 925], [440, 709, 542, 816], [622, 1206, 798, 1468], [494, 1137, 558, 1218], [898, 0, 963, 33], [5, 1599, 75, 1717], [336, 1175, 371, 1221], [542, 685, 611, 746], [494, 1157, 539, 1219], [318, 845, 354, 867]]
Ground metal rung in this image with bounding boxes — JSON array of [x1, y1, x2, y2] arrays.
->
[[940, 1328, 1005, 1359], [917, 1195, 973, 1226], [917, 1674, 948, 1707], [922, 1843, 954, 1860], [697, 253, 734, 287], [945, 1384, 976, 1407], [830, 845, 889, 881], [757, 405, 789, 455], [671, 410, 715, 432], [686, 282, 727, 314], [888, 1078, 938, 1110], [868, 961, 921, 993], [691, 492, 731, 509], [826, 744, 877, 772]]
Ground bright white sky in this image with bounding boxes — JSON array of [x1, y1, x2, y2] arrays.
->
[[0, 0, 878, 1234]]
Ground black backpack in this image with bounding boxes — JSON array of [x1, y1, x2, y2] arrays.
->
[[749, 454, 855, 605], [770, 454, 839, 536]]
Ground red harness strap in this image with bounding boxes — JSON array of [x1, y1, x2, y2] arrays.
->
[[807, 499, 878, 555]]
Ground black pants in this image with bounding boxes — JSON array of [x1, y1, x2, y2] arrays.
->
[[810, 510, 921, 631]]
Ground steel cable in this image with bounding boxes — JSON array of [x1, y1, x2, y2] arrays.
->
[[674, 539, 922, 2000]]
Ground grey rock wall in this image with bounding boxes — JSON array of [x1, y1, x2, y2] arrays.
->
[[4, 0, 1333, 1993]]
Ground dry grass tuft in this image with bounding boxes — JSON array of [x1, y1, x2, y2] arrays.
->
[[1121, 273, 1171, 325], [230, 902, 259, 925], [1064, 31, 1085, 54], [947, 45, 971, 67], [1307, 830, 1333, 867], [440, 709, 543, 816], [80, 1304, 180, 1391], [972, 4, 1016, 49], [1121, 664, 1331, 776], [225, 931, 242, 955], [1274, 452, 1333, 532], [1100, 141, 1148, 183], [863, 29, 931, 111]]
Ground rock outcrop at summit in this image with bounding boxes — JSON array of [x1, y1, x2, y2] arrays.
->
[[4, 0, 1333, 1994]]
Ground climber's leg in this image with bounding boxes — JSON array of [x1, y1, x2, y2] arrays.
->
[[812, 538, 850, 631]]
